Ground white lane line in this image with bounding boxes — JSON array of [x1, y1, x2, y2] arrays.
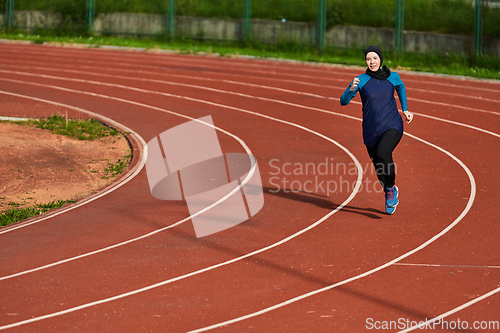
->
[[0, 45, 345, 82], [397, 286, 500, 332], [413, 112, 500, 138], [0, 90, 148, 235], [0, 71, 488, 328], [409, 86, 500, 105], [6, 63, 330, 100], [400, 76, 500, 95], [0, 87, 258, 277], [4, 58, 500, 110], [344, 95, 500, 117], [4, 67, 493, 233], [3, 70, 495, 236], [0, 70, 360, 123], [2, 72, 493, 330], [0, 57, 337, 91], [0, 77, 363, 279], [0, 69, 434, 138], [5, 44, 500, 95], [116, 60, 498, 332], [187, 131, 477, 333], [406, 97, 500, 116], [94, 49, 500, 92], [2, 67, 499, 119], [0, 80, 363, 330], [2, 45, 496, 330], [107, 50, 500, 93], [3, 69, 496, 231], [394, 263, 500, 269], [3, 46, 332, 83], [0, 116, 29, 121]]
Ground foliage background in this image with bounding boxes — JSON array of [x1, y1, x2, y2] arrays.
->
[[3, 0, 500, 38]]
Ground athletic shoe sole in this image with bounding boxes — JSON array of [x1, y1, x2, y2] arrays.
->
[[385, 185, 399, 215], [386, 204, 397, 215]]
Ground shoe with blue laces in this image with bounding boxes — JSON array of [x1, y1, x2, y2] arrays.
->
[[385, 185, 399, 215]]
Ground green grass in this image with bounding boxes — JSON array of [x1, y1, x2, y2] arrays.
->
[[103, 156, 130, 179], [14, 114, 120, 140], [2, 32, 500, 80], [0, 199, 76, 227], [5, 0, 500, 38]]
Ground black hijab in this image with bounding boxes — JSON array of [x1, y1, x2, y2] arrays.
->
[[364, 45, 390, 80]]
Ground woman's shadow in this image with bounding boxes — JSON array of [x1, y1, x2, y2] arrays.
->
[[262, 186, 386, 219]]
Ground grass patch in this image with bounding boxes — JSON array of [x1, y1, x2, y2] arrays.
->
[[0, 199, 77, 227], [103, 156, 130, 179], [12, 114, 121, 140]]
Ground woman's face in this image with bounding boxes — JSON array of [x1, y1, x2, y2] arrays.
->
[[366, 52, 381, 71]]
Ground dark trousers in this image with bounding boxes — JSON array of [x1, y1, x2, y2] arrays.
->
[[366, 129, 401, 191]]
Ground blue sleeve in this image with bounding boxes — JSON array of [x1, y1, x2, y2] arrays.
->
[[340, 84, 357, 106], [340, 74, 369, 106], [388, 72, 408, 111]]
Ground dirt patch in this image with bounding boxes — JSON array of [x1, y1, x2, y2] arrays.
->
[[0, 121, 131, 212]]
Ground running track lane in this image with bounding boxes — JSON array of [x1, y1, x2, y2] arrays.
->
[[0, 42, 499, 332]]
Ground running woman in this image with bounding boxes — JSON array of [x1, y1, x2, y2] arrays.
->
[[340, 45, 414, 214]]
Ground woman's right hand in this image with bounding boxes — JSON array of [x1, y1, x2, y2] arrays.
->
[[350, 77, 360, 92]]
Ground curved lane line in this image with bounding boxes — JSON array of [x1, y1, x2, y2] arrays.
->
[[3, 43, 500, 98], [7, 44, 500, 94], [0, 78, 363, 281], [1, 63, 330, 100], [2, 67, 494, 329], [409, 86, 500, 105], [0, 89, 259, 278], [5, 54, 500, 109], [187, 132, 477, 332], [398, 286, 500, 332], [4, 69, 499, 136], [36, 52, 487, 333], [1, 50, 496, 330], [0, 71, 486, 329], [412, 112, 500, 138], [2, 68, 499, 118], [2, 70, 496, 279], [0, 82, 363, 330]]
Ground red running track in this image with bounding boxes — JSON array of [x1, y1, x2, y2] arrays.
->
[[0, 42, 499, 332]]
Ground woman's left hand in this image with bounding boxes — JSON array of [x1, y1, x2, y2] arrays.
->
[[403, 110, 414, 124]]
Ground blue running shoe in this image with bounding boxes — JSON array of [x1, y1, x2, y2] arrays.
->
[[385, 185, 399, 215]]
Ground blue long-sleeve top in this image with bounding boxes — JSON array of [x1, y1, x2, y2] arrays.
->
[[340, 72, 408, 147]]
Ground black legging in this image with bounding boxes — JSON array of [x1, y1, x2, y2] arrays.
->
[[366, 129, 401, 191]]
